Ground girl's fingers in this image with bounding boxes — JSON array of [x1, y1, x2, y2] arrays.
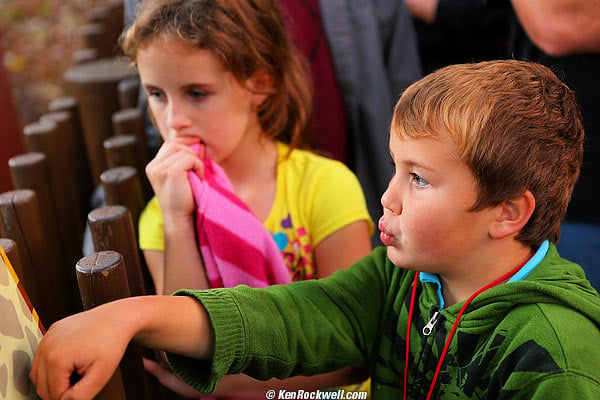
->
[[198, 142, 207, 159], [147, 142, 203, 176], [156, 140, 200, 157], [150, 157, 204, 183], [149, 152, 204, 181]]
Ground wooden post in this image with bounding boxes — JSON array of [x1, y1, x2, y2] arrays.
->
[[112, 106, 154, 201], [0, 189, 80, 325], [87, 206, 146, 297], [75, 251, 129, 400], [22, 120, 83, 268], [76, 251, 151, 400], [94, 371, 127, 400], [87, 0, 124, 59], [40, 110, 91, 239], [100, 166, 145, 232], [104, 134, 140, 169], [72, 48, 99, 65], [118, 78, 140, 110], [8, 153, 83, 315], [104, 133, 152, 201], [76, 251, 129, 307], [46, 96, 94, 199], [63, 58, 137, 185], [112, 107, 149, 167], [80, 23, 113, 60], [0, 238, 23, 290]]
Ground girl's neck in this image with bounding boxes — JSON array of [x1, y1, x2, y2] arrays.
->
[[221, 136, 279, 221], [221, 136, 278, 185]]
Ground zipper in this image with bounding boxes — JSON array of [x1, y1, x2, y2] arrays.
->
[[422, 311, 440, 336]]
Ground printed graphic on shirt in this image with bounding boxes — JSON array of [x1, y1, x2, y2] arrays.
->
[[374, 289, 564, 398], [271, 213, 314, 281]]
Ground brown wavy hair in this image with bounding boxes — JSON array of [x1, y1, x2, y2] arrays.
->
[[119, 0, 313, 152], [392, 60, 584, 247]]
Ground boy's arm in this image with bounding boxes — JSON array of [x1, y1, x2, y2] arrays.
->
[[30, 295, 213, 400], [168, 248, 393, 394]]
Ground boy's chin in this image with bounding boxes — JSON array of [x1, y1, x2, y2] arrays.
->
[[386, 246, 408, 267]]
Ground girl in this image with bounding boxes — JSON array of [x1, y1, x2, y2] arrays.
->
[[120, 0, 373, 397]]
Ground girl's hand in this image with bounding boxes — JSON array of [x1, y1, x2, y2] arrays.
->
[[145, 140, 205, 222], [144, 357, 204, 398]]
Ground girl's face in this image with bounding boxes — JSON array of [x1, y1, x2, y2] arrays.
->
[[136, 37, 266, 162], [379, 128, 499, 277]]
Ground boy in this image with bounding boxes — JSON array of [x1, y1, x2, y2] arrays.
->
[[31, 60, 600, 399]]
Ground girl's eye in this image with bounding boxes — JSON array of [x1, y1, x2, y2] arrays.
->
[[410, 172, 429, 188], [188, 89, 206, 100], [148, 90, 165, 101]]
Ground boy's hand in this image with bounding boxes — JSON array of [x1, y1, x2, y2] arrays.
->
[[31, 295, 214, 399], [30, 304, 133, 400]]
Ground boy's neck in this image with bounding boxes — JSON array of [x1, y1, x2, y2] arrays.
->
[[439, 243, 533, 307]]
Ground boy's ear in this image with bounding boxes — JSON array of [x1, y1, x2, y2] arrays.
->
[[248, 70, 273, 108], [489, 190, 536, 239]]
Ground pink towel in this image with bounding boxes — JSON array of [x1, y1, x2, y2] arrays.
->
[[187, 152, 291, 289]]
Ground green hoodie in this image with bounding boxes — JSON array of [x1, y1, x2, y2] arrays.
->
[[169, 244, 600, 399]]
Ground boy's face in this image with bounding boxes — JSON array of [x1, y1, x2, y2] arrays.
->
[[379, 128, 499, 276]]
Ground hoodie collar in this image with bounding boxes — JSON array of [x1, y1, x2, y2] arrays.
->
[[420, 240, 549, 309]]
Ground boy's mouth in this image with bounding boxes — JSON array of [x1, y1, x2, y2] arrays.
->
[[378, 218, 394, 246]]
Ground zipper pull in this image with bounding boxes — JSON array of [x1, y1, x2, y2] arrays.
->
[[422, 311, 440, 336]]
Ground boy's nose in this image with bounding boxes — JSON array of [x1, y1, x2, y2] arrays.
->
[[381, 181, 401, 215]]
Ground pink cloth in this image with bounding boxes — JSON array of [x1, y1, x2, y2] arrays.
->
[[188, 156, 291, 289]]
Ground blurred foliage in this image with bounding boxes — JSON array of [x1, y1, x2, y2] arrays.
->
[[1, 0, 103, 126]]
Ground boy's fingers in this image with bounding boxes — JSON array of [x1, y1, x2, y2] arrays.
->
[[60, 365, 113, 400], [38, 363, 71, 400], [30, 361, 48, 399], [30, 355, 66, 400]]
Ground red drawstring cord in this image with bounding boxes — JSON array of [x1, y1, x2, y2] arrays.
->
[[404, 272, 420, 400], [403, 259, 528, 400]]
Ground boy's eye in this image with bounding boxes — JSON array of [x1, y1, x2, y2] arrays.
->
[[410, 172, 429, 187]]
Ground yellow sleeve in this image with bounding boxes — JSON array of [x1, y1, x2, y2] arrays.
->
[[138, 196, 165, 251]]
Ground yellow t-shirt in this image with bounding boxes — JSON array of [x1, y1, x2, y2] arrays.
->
[[138, 142, 373, 280]]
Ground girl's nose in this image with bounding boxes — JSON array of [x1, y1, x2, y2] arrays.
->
[[165, 102, 192, 138]]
